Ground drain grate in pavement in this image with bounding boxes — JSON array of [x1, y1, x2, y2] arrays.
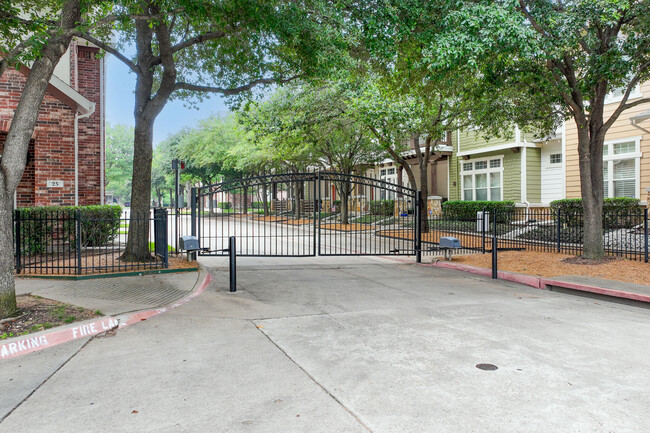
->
[[476, 363, 498, 371], [57, 280, 188, 307]]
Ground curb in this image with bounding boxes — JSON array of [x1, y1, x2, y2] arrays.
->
[[0, 270, 213, 361], [430, 260, 650, 303], [16, 267, 199, 280]]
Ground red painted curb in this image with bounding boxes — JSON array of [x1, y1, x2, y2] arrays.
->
[[0, 271, 212, 361], [539, 278, 650, 303], [431, 260, 650, 303], [432, 260, 542, 289]]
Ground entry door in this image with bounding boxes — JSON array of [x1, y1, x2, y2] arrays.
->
[[541, 142, 564, 204]]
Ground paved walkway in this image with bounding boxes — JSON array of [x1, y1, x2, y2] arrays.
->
[[2, 256, 650, 432], [14, 271, 200, 315]]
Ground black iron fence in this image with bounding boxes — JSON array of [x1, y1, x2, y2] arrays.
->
[[14, 209, 168, 275], [425, 207, 649, 263]]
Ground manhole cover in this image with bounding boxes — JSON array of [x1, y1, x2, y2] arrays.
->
[[476, 363, 498, 371]]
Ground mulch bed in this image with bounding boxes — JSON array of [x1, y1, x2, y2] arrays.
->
[[252, 216, 289, 222], [453, 250, 649, 285], [17, 255, 197, 277], [281, 218, 313, 225], [320, 223, 374, 232], [0, 296, 101, 340]]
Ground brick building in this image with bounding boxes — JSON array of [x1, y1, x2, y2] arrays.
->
[[0, 40, 105, 207]]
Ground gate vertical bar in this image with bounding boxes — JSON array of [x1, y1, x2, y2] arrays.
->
[[14, 210, 21, 274], [229, 236, 237, 292], [557, 208, 561, 253], [314, 172, 319, 256], [191, 187, 197, 237], [643, 208, 648, 263], [481, 207, 486, 254], [492, 211, 498, 279], [76, 209, 82, 275], [415, 190, 422, 263]]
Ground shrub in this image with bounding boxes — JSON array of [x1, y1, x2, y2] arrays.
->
[[369, 200, 395, 216], [550, 198, 644, 228], [217, 202, 231, 210], [15, 205, 122, 254], [251, 201, 264, 209], [441, 201, 516, 223]]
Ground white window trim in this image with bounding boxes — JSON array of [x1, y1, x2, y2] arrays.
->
[[460, 155, 504, 201], [605, 83, 642, 105], [603, 136, 642, 199]]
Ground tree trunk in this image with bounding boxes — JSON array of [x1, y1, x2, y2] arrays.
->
[[0, 0, 82, 319], [577, 128, 605, 258], [418, 164, 430, 233], [262, 182, 269, 216], [122, 115, 155, 261], [337, 182, 351, 224], [0, 195, 17, 317], [293, 182, 302, 219]]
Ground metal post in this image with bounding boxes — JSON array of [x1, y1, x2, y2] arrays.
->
[[481, 207, 486, 254], [557, 208, 561, 253], [191, 187, 197, 237], [174, 159, 180, 254], [415, 190, 422, 263], [229, 236, 237, 292], [315, 172, 320, 256], [76, 209, 82, 275], [14, 210, 21, 274], [643, 208, 648, 263], [492, 211, 497, 279]]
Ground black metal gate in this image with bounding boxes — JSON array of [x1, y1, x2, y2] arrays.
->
[[190, 172, 419, 258]]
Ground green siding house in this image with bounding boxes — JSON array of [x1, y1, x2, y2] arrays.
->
[[448, 128, 556, 205]]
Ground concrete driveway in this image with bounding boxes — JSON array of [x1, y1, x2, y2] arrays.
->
[[2, 256, 649, 432]]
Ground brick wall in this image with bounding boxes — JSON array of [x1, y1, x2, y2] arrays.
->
[[76, 46, 102, 205], [0, 48, 103, 207]]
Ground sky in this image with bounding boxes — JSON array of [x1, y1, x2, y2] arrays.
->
[[105, 53, 230, 146]]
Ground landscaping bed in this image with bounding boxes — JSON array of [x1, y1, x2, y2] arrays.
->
[[453, 250, 648, 285], [0, 296, 102, 340]]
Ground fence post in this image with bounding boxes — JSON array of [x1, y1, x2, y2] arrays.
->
[[482, 207, 486, 254], [643, 208, 648, 263], [191, 187, 197, 237], [14, 210, 21, 274], [556, 208, 561, 253], [314, 172, 320, 256], [415, 190, 422, 263], [75, 209, 82, 275], [492, 211, 497, 279], [229, 236, 237, 292]]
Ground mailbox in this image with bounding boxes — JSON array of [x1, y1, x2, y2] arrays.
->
[[439, 237, 461, 249], [179, 235, 200, 251]]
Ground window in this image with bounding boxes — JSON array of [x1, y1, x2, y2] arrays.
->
[[550, 154, 562, 164], [380, 167, 398, 200], [602, 138, 641, 198], [605, 83, 642, 104], [461, 157, 503, 201]]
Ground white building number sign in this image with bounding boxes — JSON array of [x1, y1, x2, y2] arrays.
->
[[46, 180, 64, 188]]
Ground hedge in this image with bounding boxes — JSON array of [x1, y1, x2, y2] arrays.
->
[[550, 198, 644, 228], [369, 200, 395, 216], [441, 201, 516, 223], [15, 205, 122, 254], [217, 202, 231, 210]]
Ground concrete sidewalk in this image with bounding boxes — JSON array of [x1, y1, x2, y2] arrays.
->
[[2, 256, 650, 432], [14, 271, 200, 315]]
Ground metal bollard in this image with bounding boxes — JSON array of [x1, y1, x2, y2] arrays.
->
[[229, 236, 237, 292]]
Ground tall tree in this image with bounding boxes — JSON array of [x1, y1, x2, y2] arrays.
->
[[1, 0, 87, 318], [105, 123, 134, 204], [239, 82, 384, 222], [81, 0, 353, 260], [425, 0, 650, 258]]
